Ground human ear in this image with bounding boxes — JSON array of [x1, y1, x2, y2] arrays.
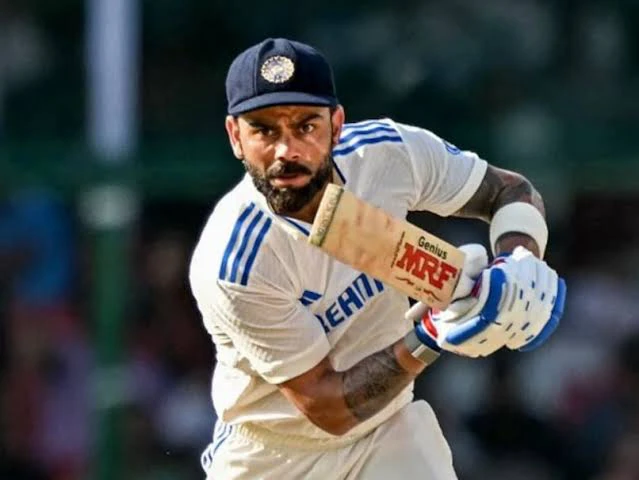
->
[[225, 115, 244, 160]]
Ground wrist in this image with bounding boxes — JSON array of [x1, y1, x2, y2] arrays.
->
[[489, 202, 548, 258], [494, 232, 540, 258]]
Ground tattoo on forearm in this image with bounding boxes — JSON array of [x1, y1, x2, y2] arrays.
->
[[455, 166, 503, 221], [455, 166, 545, 222], [342, 345, 413, 422]]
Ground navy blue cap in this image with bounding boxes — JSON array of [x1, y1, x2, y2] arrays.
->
[[226, 38, 339, 115]]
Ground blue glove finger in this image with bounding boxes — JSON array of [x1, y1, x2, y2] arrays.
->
[[519, 277, 567, 352], [446, 268, 507, 345]]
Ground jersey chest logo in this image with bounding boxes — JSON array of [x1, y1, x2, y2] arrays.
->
[[301, 273, 385, 333]]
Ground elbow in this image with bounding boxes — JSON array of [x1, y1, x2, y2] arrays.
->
[[278, 358, 358, 437], [323, 424, 353, 436], [307, 413, 355, 437], [298, 400, 356, 437]]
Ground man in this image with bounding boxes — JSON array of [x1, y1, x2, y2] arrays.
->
[[189, 38, 566, 479]]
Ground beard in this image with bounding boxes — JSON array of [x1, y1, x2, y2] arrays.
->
[[244, 154, 332, 216]]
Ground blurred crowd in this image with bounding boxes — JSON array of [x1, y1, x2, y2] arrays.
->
[[0, 192, 215, 480], [2, 0, 639, 479]]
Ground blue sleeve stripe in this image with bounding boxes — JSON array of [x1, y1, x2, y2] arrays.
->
[[333, 135, 403, 157], [240, 217, 272, 286], [343, 119, 394, 131], [218, 203, 256, 281], [339, 125, 398, 144], [229, 210, 265, 283]]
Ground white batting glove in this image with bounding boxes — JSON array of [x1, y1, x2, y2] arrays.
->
[[491, 246, 567, 351], [406, 264, 513, 357], [405, 245, 566, 357], [405, 243, 508, 358], [449, 243, 489, 302]]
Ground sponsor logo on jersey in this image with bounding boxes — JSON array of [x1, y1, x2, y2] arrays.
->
[[299, 289, 322, 306], [312, 273, 384, 333]]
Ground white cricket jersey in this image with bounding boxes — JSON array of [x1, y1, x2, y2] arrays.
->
[[189, 118, 487, 445]]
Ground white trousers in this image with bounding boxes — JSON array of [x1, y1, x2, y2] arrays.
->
[[202, 400, 458, 480]]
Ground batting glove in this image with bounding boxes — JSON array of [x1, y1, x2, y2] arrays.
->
[[405, 246, 566, 357], [406, 265, 512, 357], [405, 243, 510, 358], [491, 246, 567, 351]]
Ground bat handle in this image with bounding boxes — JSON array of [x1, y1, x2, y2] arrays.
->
[[405, 301, 430, 322]]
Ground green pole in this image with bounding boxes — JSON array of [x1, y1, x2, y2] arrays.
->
[[93, 226, 127, 480], [86, 0, 139, 475], [82, 185, 137, 480]]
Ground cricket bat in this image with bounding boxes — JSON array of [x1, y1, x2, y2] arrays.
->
[[308, 184, 465, 309]]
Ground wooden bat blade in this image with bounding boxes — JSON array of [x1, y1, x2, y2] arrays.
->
[[309, 184, 465, 309]]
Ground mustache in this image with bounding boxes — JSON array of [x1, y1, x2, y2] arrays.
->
[[267, 162, 312, 178]]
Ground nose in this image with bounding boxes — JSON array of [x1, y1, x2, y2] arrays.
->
[[274, 134, 302, 162]]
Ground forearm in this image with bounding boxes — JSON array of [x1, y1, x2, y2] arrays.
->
[[282, 338, 430, 436], [455, 165, 546, 257], [490, 174, 545, 257], [342, 339, 426, 425], [455, 166, 545, 221]]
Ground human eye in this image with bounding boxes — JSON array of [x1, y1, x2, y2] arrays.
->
[[299, 123, 316, 134], [253, 126, 276, 137]]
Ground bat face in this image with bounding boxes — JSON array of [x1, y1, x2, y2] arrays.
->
[[309, 184, 465, 309], [392, 233, 462, 306]]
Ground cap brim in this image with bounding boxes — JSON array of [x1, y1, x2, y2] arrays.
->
[[228, 91, 338, 115]]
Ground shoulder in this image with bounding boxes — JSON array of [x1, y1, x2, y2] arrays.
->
[[333, 118, 452, 166], [333, 118, 406, 158], [191, 202, 270, 286], [189, 181, 293, 298]]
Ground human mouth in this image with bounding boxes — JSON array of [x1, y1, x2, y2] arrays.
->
[[270, 173, 311, 188]]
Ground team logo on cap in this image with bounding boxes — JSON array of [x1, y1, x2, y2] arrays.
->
[[260, 56, 295, 84]]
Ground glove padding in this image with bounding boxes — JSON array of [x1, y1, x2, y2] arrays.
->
[[492, 246, 567, 351], [406, 243, 502, 357], [448, 243, 489, 302], [406, 245, 566, 357], [407, 264, 512, 357]]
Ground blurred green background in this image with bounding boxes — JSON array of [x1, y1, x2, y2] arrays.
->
[[1, 1, 639, 479]]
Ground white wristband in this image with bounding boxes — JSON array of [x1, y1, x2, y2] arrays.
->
[[489, 202, 548, 258]]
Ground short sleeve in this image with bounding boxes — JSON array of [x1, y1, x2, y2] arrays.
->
[[394, 122, 488, 216], [191, 257, 330, 385]]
